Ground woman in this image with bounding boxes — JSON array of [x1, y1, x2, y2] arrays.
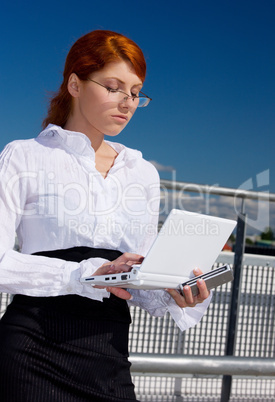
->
[[0, 30, 211, 401]]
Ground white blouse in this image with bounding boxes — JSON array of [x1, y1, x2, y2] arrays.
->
[[0, 124, 211, 331]]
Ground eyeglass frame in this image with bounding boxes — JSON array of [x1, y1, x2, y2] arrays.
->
[[86, 78, 152, 107]]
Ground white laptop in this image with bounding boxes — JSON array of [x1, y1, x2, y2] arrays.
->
[[81, 209, 236, 290]]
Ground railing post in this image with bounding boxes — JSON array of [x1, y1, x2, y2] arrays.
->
[[221, 210, 247, 402]]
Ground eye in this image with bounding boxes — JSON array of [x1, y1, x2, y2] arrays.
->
[[131, 92, 139, 98], [106, 86, 119, 93]]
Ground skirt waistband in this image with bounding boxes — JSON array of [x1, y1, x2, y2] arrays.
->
[[13, 246, 131, 323], [32, 246, 123, 263]]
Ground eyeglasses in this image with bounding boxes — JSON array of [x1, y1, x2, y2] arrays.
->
[[87, 78, 152, 108]]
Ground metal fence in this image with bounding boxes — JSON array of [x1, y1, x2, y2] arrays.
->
[[0, 293, 11, 319], [129, 252, 275, 401]]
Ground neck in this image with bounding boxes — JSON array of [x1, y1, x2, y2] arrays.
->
[[63, 118, 118, 179]]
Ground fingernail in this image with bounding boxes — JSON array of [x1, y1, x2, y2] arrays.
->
[[194, 267, 200, 274]]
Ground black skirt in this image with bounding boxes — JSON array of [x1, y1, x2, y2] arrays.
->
[[0, 247, 139, 402]]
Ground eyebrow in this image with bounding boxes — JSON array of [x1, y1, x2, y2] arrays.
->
[[103, 76, 143, 88]]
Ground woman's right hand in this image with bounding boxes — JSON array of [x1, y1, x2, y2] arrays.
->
[[92, 253, 144, 300]]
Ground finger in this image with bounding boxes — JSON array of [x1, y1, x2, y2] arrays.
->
[[166, 288, 188, 308], [110, 263, 133, 273], [126, 260, 142, 267], [120, 263, 134, 272], [106, 286, 132, 300], [94, 262, 134, 277], [193, 267, 203, 276], [196, 279, 210, 300], [181, 285, 196, 305], [166, 285, 201, 308], [114, 253, 144, 265], [93, 264, 115, 276]]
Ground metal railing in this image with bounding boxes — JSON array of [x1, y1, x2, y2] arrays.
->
[[159, 179, 275, 202], [130, 355, 275, 376]]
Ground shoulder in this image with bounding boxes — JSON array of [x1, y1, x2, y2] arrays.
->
[[127, 145, 160, 183], [0, 133, 53, 175], [107, 140, 160, 183], [137, 156, 160, 182], [0, 138, 36, 169], [0, 136, 44, 155]]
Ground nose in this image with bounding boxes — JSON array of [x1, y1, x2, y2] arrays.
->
[[119, 95, 139, 110], [121, 95, 133, 103]]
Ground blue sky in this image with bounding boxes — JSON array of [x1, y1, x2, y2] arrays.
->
[[1, 0, 274, 234]]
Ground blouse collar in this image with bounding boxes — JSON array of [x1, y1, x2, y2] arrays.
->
[[38, 124, 142, 167]]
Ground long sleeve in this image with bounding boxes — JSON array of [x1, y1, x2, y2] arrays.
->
[[0, 245, 111, 300], [0, 142, 110, 300], [125, 166, 212, 331], [128, 288, 212, 331]]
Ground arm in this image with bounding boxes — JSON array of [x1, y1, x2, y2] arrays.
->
[[0, 143, 109, 300], [125, 167, 212, 330]]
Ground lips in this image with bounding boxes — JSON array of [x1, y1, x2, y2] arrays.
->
[[111, 115, 128, 123]]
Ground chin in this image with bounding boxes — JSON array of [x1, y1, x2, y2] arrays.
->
[[104, 128, 124, 137]]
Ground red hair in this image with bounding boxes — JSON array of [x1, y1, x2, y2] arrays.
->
[[43, 30, 147, 128]]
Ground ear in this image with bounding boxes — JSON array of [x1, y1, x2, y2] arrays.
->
[[67, 73, 81, 98]]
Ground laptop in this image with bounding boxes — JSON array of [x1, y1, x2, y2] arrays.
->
[[81, 209, 236, 290]]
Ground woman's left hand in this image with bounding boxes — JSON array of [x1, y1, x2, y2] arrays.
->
[[166, 268, 210, 308]]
